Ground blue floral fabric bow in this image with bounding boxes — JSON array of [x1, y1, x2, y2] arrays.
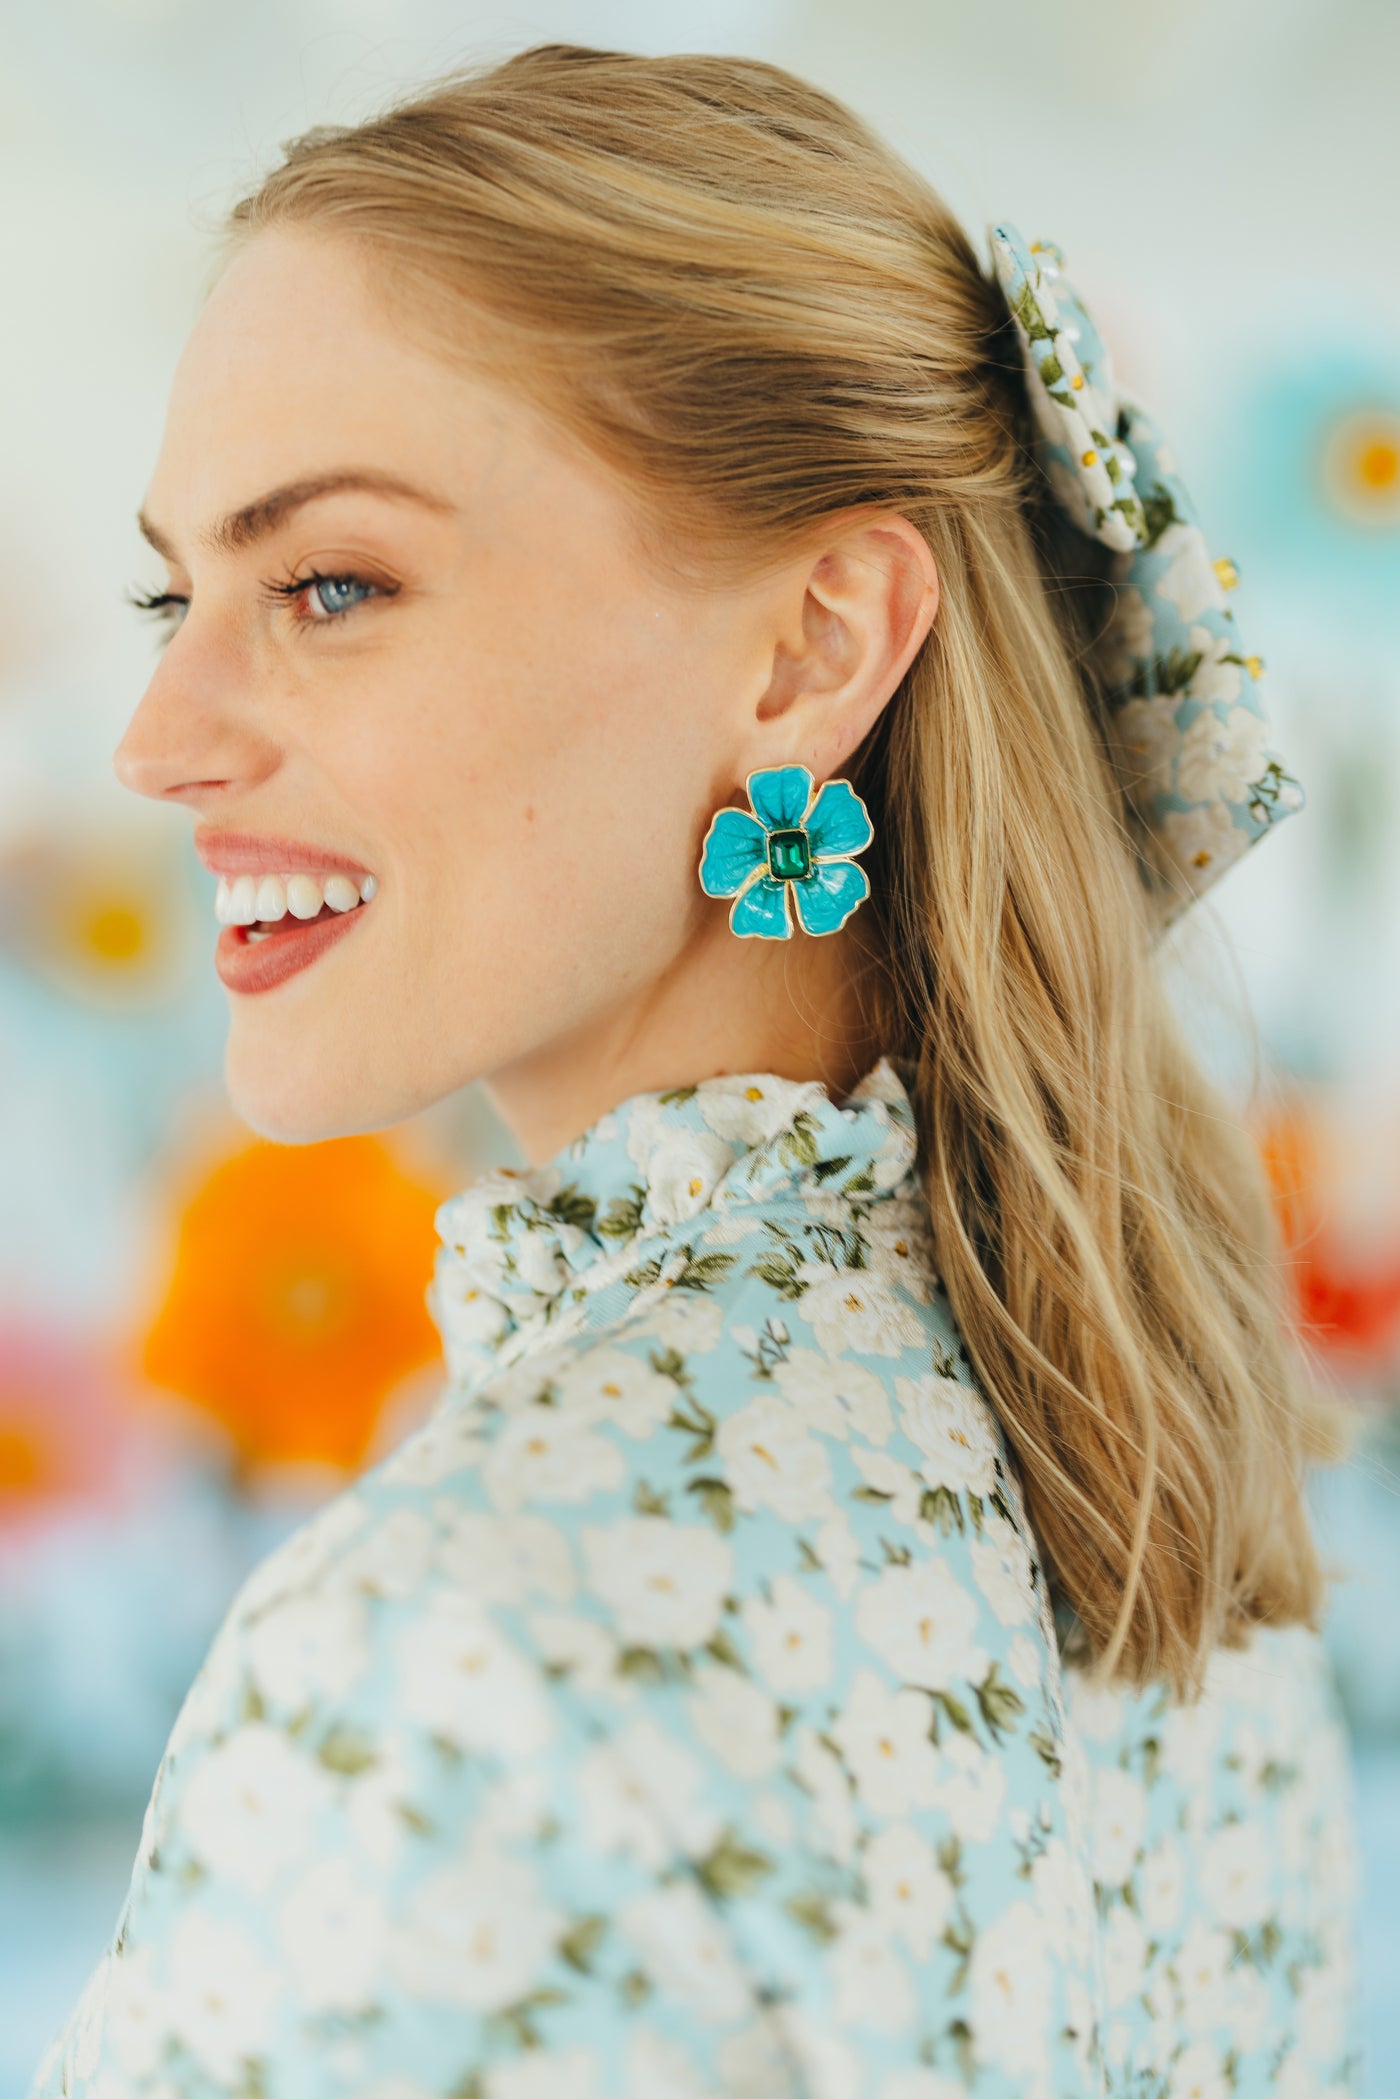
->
[[989, 223, 1305, 929]]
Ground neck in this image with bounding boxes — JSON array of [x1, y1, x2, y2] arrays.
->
[[481, 909, 893, 1165]]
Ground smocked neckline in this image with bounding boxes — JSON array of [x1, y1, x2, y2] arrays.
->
[[427, 1052, 919, 1389]]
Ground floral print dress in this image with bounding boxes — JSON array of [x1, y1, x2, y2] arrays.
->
[[30, 1056, 1361, 2099]]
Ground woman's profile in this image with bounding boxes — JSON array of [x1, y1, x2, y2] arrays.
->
[[32, 43, 1359, 2099]]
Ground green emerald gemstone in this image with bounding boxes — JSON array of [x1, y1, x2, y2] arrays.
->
[[767, 827, 812, 882]]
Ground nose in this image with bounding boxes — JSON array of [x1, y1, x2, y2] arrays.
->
[[113, 639, 280, 807]]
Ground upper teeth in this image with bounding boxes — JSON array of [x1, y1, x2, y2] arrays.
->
[[215, 871, 378, 926]]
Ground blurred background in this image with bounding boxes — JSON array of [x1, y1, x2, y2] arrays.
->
[[1, 0, 1397, 2089]]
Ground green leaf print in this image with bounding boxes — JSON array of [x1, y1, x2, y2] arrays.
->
[[687, 1476, 737, 1533], [974, 1662, 1026, 1743], [693, 1828, 776, 1899], [667, 1395, 718, 1462], [546, 1184, 597, 1233], [316, 1727, 377, 1776], [558, 1914, 608, 1974], [747, 1251, 807, 1300], [785, 1890, 840, 1943], [596, 1188, 646, 1240]]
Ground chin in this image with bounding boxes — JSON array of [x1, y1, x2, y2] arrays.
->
[[224, 1033, 370, 1145]]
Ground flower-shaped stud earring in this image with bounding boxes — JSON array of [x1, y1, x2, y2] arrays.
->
[[698, 763, 874, 939]]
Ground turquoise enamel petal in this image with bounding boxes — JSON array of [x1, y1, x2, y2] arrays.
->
[[792, 858, 870, 936], [806, 778, 874, 860], [699, 808, 768, 896], [747, 764, 813, 832], [729, 874, 792, 939]]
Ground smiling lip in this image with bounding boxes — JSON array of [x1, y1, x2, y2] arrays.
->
[[194, 826, 375, 880], [214, 910, 369, 996]]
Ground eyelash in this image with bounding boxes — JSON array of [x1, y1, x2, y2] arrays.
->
[[126, 568, 391, 631]]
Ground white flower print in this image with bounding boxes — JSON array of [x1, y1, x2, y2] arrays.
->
[[1153, 522, 1228, 623], [967, 1901, 1053, 2077], [876, 2074, 966, 2099], [1113, 692, 1182, 801], [165, 1912, 281, 2084], [278, 1857, 390, 2013], [383, 1407, 491, 1488], [772, 1346, 892, 1446], [345, 1740, 422, 1873], [793, 1728, 858, 1865], [743, 1574, 834, 1695], [1184, 623, 1245, 708], [29, 1055, 1361, 2099], [618, 1883, 752, 2026], [696, 1074, 802, 1147], [1174, 1919, 1233, 2034], [396, 1592, 555, 1755], [176, 1723, 327, 1893], [1090, 1765, 1148, 1887], [798, 1265, 926, 1359], [629, 1286, 726, 1353], [687, 1663, 783, 1781], [332, 1504, 436, 1601], [482, 1403, 627, 1512], [578, 1717, 719, 1867], [233, 1489, 369, 1617], [582, 1516, 732, 1650], [102, 1948, 166, 2080], [717, 2016, 801, 2099], [716, 1393, 834, 1521], [828, 1908, 916, 2034], [894, 1374, 999, 1495], [860, 1201, 935, 1304], [932, 1728, 1007, 1845], [1168, 2038, 1230, 2099], [968, 1515, 1037, 1626], [393, 1848, 563, 2013], [854, 1558, 987, 1692], [1199, 1817, 1271, 1929], [1161, 800, 1251, 882], [569, 1346, 678, 1437], [1008, 1630, 1043, 1688], [244, 1586, 371, 1710], [813, 1511, 864, 1600], [433, 1507, 576, 1604], [487, 2050, 602, 2099], [860, 1822, 954, 1959], [643, 1128, 737, 1223], [850, 1445, 925, 1525], [828, 1668, 942, 1816], [770, 2005, 863, 2099], [1066, 1671, 1127, 1744], [628, 2028, 724, 2099], [1103, 1901, 1148, 2010], [1177, 699, 1269, 807], [1140, 1834, 1187, 1934], [524, 1608, 630, 1701]]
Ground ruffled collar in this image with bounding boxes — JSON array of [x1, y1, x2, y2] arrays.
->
[[428, 1052, 920, 1390]]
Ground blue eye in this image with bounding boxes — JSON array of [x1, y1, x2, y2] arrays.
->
[[307, 573, 375, 618]]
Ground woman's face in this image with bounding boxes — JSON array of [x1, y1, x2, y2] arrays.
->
[[121, 229, 931, 1154]]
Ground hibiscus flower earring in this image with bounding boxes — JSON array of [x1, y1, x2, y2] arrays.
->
[[698, 763, 874, 939]]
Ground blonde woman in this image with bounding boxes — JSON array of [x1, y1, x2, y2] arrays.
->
[[34, 44, 1359, 2099]]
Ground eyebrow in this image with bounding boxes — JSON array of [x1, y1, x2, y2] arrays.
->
[[136, 469, 456, 561]]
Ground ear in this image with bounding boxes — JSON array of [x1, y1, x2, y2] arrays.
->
[[749, 512, 939, 777]]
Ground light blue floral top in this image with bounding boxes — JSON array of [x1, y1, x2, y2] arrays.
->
[[31, 1056, 1361, 2099]]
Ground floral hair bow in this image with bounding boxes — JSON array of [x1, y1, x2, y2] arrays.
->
[[989, 221, 1304, 930]]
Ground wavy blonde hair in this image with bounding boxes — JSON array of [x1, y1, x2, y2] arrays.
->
[[226, 43, 1339, 1695]]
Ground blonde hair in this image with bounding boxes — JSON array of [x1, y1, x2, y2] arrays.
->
[[227, 43, 1338, 1695]]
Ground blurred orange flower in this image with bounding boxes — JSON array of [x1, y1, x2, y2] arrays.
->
[[1255, 1094, 1400, 1368], [140, 1136, 447, 1474]]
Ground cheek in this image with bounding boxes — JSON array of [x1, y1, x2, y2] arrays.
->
[[344, 598, 720, 959]]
